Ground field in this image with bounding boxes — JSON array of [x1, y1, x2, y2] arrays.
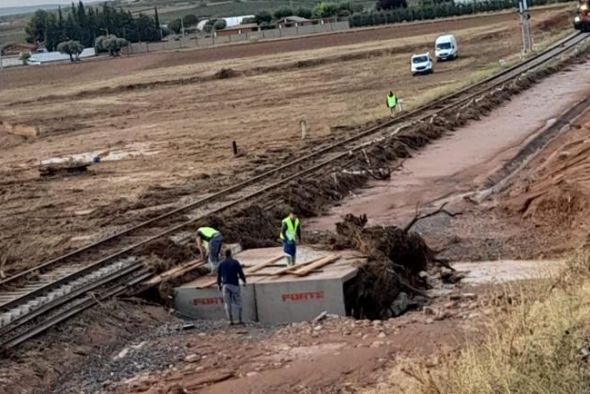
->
[[3, 2, 590, 392], [0, 7, 572, 276]]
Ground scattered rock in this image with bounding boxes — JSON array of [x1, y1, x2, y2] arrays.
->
[[370, 341, 385, 348], [184, 354, 201, 363], [377, 332, 387, 339], [167, 383, 188, 394], [423, 306, 436, 316], [391, 292, 409, 316], [425, 318, 434, 325], [434, 310, 452, 321], [313, 311, 328, 323], [246, 371, 260, 377]]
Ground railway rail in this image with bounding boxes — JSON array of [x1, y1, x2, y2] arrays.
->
[[0, 31, 587, 351]]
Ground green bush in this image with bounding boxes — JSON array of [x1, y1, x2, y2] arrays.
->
[[295, 8, 313, 18]]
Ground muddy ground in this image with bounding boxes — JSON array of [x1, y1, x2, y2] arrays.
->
[[0, 6, 587, 394], [0, 7, 573, 276], [1, 41, 589, 394]]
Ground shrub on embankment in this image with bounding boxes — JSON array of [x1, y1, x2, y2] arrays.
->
[[349, 0, 573, 28], [408, 248, 590, 393]]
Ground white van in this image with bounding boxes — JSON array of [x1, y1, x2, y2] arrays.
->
[[410, 52, 433, 75], [435, 34, 458, 61]]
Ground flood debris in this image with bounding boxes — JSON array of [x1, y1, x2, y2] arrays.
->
[[331, 214, 447, 320], [39, 160, 91, 177]]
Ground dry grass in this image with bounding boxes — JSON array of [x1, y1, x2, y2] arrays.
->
[[390, 249, 590, 394]]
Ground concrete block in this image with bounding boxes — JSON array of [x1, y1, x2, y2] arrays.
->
[[175, 284, 256, 322], [254, 277, 348, 325]]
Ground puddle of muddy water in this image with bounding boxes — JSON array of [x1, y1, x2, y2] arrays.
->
[[40, 143, 160, 165], [309, 63, 590, 230], [452, 259, 564, 285]]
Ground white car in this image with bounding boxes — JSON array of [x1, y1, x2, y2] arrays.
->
[[411, 52, 433, 75], [435, 34, 458, 61]]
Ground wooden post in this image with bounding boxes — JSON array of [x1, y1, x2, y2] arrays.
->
[[300, 120, 308, 140], [397, 98, 404, 113], [232, 141, 238, 156]]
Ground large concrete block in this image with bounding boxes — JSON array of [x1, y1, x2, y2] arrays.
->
[[175, 284, 257, 322], [255, 277, 349, 325]]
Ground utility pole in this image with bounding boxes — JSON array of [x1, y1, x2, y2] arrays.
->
[[518, 0, 532, 54]]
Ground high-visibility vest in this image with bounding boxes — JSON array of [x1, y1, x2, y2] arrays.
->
[[197, 227, 219, 249], [387, 94, 397, 108], [280, 217, 300, 241]]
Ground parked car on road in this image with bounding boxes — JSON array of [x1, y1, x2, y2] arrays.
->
[[435, 34, 458, 61], [411, 52, 433, 75]]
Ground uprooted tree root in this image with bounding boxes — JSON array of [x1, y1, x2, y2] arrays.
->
[[330, 214, 444, 320]]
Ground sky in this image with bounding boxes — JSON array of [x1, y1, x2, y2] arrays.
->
[[0, 0, 111, 8]]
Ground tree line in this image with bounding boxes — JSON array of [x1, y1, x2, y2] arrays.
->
[[25, 1, 162, 51]]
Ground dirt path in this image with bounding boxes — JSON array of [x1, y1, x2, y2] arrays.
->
[[308, 62, 590, 232]]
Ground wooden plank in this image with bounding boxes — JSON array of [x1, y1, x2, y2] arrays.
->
[[246, 255, 285, 273], [197, 254, 285, 288], [270, 255, 327, 277], [142, 259, 205, 286], [291, 254, 341, 277]]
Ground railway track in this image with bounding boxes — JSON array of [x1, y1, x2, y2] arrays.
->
[[0, 31, 587, 351]]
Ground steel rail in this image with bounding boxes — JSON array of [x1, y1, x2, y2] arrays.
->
[[0, 269, 152, 351]]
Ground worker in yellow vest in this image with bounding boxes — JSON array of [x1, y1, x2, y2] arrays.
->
[[280, 211, 301, 266], [386, 91, 397, 115], [196, 226, 223, 273]]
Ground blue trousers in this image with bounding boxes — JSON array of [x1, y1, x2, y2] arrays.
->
[[208, 234, 223, 272]]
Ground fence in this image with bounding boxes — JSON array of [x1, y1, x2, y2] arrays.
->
[[128, 21, 350, 54], [0, 55, 22, 69]]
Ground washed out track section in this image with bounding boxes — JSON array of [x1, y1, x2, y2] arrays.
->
[[0, 31, 586, 351]]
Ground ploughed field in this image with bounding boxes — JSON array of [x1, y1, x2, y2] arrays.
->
[[0, 6, 571, 276]]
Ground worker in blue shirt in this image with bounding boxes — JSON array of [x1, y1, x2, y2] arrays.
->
[[217, 249, 246, 325]]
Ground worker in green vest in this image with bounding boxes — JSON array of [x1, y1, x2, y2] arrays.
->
[[196, 226, 224, 273], [386, 91, 397, 115], [280, 211, 301, 266]]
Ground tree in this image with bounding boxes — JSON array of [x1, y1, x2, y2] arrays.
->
[[182, 14, 199, 27], [274, 8, 294, 19], [154, 6, 160, 29], [19, 52, 31, 65], [154, 6, 162, 39], [254, 11, 272, 25], [136, 14, 159, 41], [295, 8, 313, 19], [213, 19, 227, 30], [376, 0, 407, 10], [57, 6, 67, 42], [95, 35, 128, 56], [25, 10, 50, 44], [24, 1, 162, 48], [57, 40, 84, 62], [168, 18, 182, 34], [313, 2, 340, 18]]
